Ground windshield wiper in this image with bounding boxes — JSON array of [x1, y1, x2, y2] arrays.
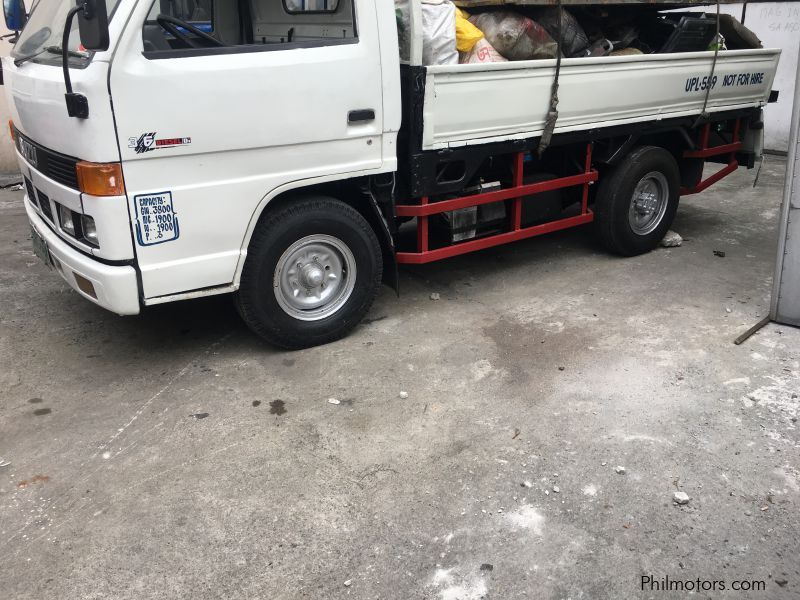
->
[[13, 45, 87, 67], [44, 45, 89, 59], [13, 49, 46, 66]]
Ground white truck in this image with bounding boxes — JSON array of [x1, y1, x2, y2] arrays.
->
[[2, 0, 780, 348]]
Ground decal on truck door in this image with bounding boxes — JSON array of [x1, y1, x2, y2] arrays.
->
[[134, 192, 180, 246], [129, 132, 192, 154], [131, 132, 157, 153]]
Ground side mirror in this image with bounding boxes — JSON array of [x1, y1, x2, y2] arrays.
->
[[77, 0, 109, 51], [3, 0, 27, 31]]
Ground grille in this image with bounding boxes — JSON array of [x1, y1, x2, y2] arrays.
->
[[36, 189, 53, 222], [23, 177, 37, 208], [46, 155, 80, 189], [14, 128, 80, 190]]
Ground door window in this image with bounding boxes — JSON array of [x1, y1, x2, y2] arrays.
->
[[284, 0, 340, 13], [142, 0, 356, 56], [151, 0, 213, 21]]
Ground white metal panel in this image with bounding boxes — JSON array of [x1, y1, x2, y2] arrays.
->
[[376, 0, 403, 162], [2, 59, 121, 162], [422, 49, 781, 150]]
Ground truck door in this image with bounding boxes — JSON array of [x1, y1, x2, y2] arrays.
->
[[109, 0, 385, 300]]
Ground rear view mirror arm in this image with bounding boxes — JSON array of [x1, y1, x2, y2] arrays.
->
[[62, 4, 89, 119], [2, 0, 27, 41]]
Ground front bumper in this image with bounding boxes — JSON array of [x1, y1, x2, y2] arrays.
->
[[26, 197, 141, 316]]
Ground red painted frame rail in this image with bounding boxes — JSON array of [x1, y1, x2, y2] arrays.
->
[[396, 144, 599, 265], [680, 118, 742, 196]]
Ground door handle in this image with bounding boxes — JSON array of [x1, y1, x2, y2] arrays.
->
[[348, 109, 375, 124]]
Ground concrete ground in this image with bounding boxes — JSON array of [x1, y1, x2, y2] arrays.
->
[[1, 159, 798, 600]]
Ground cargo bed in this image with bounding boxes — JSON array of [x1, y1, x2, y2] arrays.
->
[[420, 48, 780, 151]]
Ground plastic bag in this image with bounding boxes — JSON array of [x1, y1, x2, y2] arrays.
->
[[455, 7, 484, 53], [531, 7, 589, 58], [470, 11, 558, 61], [421, 0, 458, 66], [460, 38, 508, 64]]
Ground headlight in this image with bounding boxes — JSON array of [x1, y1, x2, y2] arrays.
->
[[58, 203, 76, 236], [81, 215, 99, 247], [55, 204, 99, 248]]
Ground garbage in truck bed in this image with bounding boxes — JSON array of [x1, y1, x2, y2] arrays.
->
[[395, 0, 763, 66]]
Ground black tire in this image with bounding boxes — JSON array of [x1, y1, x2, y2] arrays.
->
[[236, 196, 382, 349], [594, 145, 680, 256]]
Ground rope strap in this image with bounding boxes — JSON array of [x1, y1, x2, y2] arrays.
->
[[695, 0, 722, 127], [538, 0, 563, 158]]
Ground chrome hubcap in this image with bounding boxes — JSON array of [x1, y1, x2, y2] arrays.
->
[[274, 235, 356, 321], [629, 171, 669, 235]]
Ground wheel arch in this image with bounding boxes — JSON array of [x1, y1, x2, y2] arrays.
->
[[234, 175, 398, 292], [593, 144, 681, 256], [594, 127, 706, 196]]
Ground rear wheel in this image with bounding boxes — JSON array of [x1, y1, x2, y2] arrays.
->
[[594, 146, 680, 256], [236, 197, 382, 349]]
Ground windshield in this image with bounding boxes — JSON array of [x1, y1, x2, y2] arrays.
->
[[11, 0, 120, 64]]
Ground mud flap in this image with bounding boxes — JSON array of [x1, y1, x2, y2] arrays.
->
[[362, 177, 399, 295]]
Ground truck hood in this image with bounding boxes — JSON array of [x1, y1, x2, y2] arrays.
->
[[3, 57, 120, 163]]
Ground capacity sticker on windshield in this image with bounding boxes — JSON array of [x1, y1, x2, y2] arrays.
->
[[134, 192, 180, 246]]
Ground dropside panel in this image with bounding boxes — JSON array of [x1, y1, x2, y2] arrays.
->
[[422, 49, 780, 150]]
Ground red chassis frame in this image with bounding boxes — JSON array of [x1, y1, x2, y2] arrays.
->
[[680, 119, 743, 195], [395, 119, 743, 265]]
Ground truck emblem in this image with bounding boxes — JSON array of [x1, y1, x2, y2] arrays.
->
[[18, 137, 38, 167], [131, 132, 156, 154], [129, 132, 191, 154]]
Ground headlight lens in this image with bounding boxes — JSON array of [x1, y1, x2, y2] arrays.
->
[[81, 215, 99, 247], [58, 204, 75, 236], [55, 204, 99, 248]]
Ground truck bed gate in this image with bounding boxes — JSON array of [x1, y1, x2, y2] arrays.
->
[[395, 144, 599, 265]]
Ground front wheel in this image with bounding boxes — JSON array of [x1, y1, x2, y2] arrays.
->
[[236, 197, 382, 349], [594, 145, 681, 256]]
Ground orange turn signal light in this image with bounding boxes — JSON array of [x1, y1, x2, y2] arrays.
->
[[76, 161, 125, 197], [8, 119, 15, 142]]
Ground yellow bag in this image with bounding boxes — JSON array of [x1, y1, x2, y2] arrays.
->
[[455, 7, 484, 53]]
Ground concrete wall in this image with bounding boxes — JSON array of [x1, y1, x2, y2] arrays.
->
[[748, 2, 800, 152], [0, 23, 18, 174]]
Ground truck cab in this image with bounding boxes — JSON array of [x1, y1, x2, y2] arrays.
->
[[5, 0, 401, 346]]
